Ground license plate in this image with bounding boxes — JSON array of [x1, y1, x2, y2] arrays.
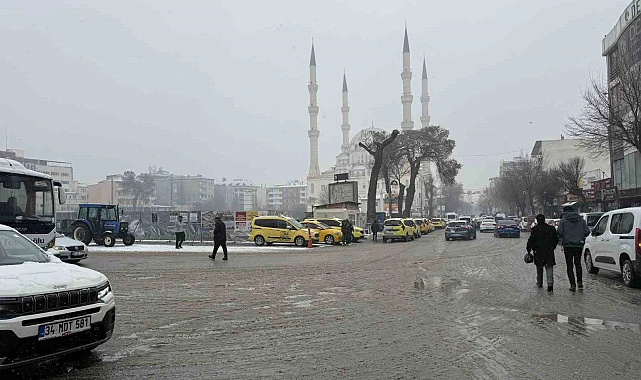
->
[[38, 316, 91, 341]]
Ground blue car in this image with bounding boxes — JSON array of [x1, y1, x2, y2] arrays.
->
[[494, 220, 521, 238]]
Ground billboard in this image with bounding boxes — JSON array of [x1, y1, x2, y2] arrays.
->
[[328, 181, 358, 203]]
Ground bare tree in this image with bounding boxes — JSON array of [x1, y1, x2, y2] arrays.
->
[[423, 172, 435, 217], [557, 157, 587, 201], [506, 156, 541, 215], [566, 60, 641, 157], [534, 169, 563, 216], [360, 130, 400, 223]]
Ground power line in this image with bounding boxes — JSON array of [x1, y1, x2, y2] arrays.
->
[[453, 150, 521, 158]]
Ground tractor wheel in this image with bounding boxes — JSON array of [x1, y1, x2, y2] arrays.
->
[[123, 234, 135, 246], [73, 224, 92, 245], [103, 233, 116, 247]]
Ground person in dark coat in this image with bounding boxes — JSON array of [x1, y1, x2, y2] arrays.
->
[[341, 219, 352, 245], [209, 216, 228, 260], [526, 214, 559, 292], [371, 220, 381, 242], [557, 205, 591, 292]]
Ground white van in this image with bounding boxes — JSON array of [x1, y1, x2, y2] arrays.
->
[[583, 207, 641, 287]]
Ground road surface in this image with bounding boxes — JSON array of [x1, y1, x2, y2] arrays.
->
[[9, 232, 641, 379]]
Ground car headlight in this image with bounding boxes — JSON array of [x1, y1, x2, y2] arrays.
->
[[52, 246, 65, 251], [97, 282, 113, 302]]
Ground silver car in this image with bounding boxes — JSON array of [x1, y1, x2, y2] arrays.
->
[[48, 233, 88, 263]]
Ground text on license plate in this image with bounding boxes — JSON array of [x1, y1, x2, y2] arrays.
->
[[38, 316, 91, 340]]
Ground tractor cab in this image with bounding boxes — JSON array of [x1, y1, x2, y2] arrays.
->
[[70, 204, 135, 247]]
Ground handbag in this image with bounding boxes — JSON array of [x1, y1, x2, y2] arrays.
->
[[524, 252, 534, 264]]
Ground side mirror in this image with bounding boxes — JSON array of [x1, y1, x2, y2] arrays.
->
[[58, 187, 67, 205]]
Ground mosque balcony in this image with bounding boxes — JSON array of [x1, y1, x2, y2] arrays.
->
[[341, 106, 350, 113], [308, 84, 318, 91], [308, 129, 320, 138], [401, 94, 414, 103], [308, 105, 319, 113], [400, 71, 412, 80], [420, 95, 430, 102]]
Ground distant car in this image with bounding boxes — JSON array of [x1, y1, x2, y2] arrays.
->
[[445, 220, 476, 241], [414, 219, 429, 235], [300, 221, 342, 245], [48, 233, 88, 264], [402, 218, 420, 239], [479, 218, 497, 232], [581, 212, 604, 232], [431, 218, 446, 229], [494, 219, 521, 238], [382, 218, 413, 242]]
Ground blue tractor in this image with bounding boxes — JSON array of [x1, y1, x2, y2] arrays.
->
[[63, 204, 135, 247]]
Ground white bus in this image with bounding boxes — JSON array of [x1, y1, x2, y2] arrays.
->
[[0, 159, 66, 248], [445, 212, 458, 221]]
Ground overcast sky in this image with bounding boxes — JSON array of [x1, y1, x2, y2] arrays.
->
[[0, 0, 629, 189]]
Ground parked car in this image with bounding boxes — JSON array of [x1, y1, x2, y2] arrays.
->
[[48, 233, 88, 264], [300, 220, 342, 245], [581, 212, 604, 232], [431, 218, 446, 229], [519, 215, 536, 231], [382, 218, 413, 242], [0, 224, 115, 369], [583, 208, 641, 287], [423, 218, 435, 233], [402, 218, 421, 239], [460, 216, 472, 226], [250, 216, 317, 247], [479, 218, 497, 233], [445, 220, 476, 241], [306, 218, 365, 241], [414, 219, 429, 235], [494, 219, 521, 238]]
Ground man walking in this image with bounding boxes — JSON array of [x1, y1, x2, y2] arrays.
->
[[526, 214, 559, 292], [175, 215, 185, 249], [371, 219, 381, 242], [210, 216, 228, 260], [557, 206, 591, 292], [341, 219, 351, 245]]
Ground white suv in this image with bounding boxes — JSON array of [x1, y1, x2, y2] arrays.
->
[[0, 225, 115, 369], [583, 208, 641, 287]]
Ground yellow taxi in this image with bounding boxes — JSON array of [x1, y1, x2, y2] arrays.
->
[[431, 218, 445, 229], [414, 218, 429, 235], [382, 218, 413, 242], [423, 218, 434, 233], [301, 220, 343, 245], [250, 216, 318, 247], [402, 218, 420, 239], [305, 217, 364, 240]]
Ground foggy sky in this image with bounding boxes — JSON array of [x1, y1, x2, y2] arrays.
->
[[0, 0, 629, 189]]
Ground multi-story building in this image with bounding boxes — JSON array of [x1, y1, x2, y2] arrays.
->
[[603, 1, 641, 207], [266, 181, 307, 211], [213, 178, 258, 211], [154, 175, 215, 208], [88, 174, 156, 210], [531, 138, 610, 185]]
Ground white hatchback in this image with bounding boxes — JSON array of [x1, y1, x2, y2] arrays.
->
[[479, 219, 496, 232], [583, 207, 641, 287], [0, 224, 115, 369]]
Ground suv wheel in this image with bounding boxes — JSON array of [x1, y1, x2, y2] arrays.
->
[[324, 235, 335, 245], [585, 251, 599, 274], [254, 235, 265, 246], [621, 259, 639, 287], [73, 224, 92, 245]]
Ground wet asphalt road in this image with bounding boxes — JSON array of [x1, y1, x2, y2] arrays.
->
[[8, 231, 641, 379]]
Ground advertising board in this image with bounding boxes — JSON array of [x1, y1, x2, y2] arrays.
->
[[328, 181, 358, 203]]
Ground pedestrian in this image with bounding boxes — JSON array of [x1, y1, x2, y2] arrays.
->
[[209, 216, 228, 260], [557, 205, 591, 292], [526, 214, 559, 292], [175, 215, 185, 249], [341, 219, 351, 245], [371, 219, 380, 242]]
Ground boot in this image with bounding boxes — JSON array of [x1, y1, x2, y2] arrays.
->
[[209, 253, 216, 260], [569, 286, 576, 292], [578, 282, 583, 289], [223, 255, 228, 261], [547, 285, 553, 292]]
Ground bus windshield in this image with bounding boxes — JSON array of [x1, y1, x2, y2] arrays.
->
[[0, 174, 54, 222]]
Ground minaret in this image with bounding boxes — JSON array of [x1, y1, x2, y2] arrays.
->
[[308, 43, 320, 176], [341, 72, 350, 152], [401, 26, 414, 131], [420, 57, 430, 128]]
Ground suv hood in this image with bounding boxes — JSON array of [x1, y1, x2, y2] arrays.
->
[[0, 262, 107, 297]]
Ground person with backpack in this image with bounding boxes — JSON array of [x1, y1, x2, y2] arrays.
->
[[557, 206, 591, 292], [371, 219, 381, 242], [526, 214, 559, 292]]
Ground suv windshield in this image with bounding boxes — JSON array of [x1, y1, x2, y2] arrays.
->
[[385, 220, 402, 226], [448, 222, 466, 227], [0, 174, 53, 222], [285, 217, 303, 229], [0, 230, 48, 265], [586, 214, 604, 227]]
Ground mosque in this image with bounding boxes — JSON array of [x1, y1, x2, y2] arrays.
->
[[306, 27, 433, 216]]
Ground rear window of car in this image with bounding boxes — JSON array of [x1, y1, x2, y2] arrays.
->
[[319, 219, 340, 227], [384, 220, 402, 226], [448, 222, 466, 227], [404, 220, 415, 226], [255, 218, 276, 228], [499, 220, 517, 225], [482, 219, 495, 223]]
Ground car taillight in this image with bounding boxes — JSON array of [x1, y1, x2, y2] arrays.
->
[[636, 228, 641, 256]]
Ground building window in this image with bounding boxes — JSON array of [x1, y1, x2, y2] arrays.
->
[[311, 183, 314, 194], [614, 158, 623, 189]]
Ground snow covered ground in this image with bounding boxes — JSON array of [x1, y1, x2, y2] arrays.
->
[[88, 242, 330, 254]]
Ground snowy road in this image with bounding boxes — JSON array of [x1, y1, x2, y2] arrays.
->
[[8, 232, 641, 379]]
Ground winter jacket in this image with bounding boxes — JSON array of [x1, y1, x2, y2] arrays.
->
[[175, 220, 185, 233], [213, 220, 227, 242], [526, 223, 559, 267], [557, 212, 591, 248], [371, 221, 381, 233]]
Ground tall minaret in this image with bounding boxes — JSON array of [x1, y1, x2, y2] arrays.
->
[[401, 26, 414, 131], [420, 57, 430, 128], [341, 72, 350, 152], [308, 43, 320, 176]]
